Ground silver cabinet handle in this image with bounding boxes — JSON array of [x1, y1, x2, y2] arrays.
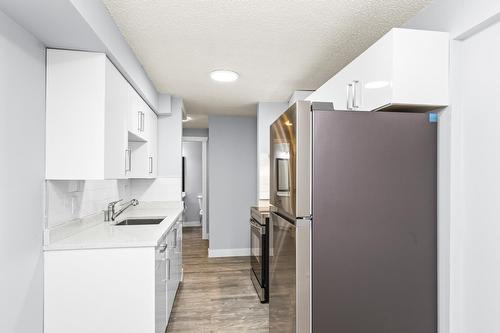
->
[[352, 80, 360, 109], [125, 149, 132, 172], [149, 156, 153, 174], [173, 228, 177, 248], [142, 112, 145, 132], [167, 258, 171, 280], [137, 111, 141, 132], [347, 83, 353, 110]]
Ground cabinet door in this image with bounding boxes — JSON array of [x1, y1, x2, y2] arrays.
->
[[166, 247, 175, 319], [129, 141, 149, 178], [306, 70, 347, 108], [128, 86, 148, 141], [352, 30, 393, 111], [147, 109, 158, 178], [155, 247, 167, 333], [104, 59, 128, 179], [176, 221, 183, 282]]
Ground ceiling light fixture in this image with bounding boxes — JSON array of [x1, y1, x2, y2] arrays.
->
[[210, 70, 239, 82], [182, 116, 192, 122]]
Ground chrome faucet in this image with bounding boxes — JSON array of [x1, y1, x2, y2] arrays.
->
[[104, 199, 139, 221]]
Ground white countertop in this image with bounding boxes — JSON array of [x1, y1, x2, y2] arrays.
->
[[44, 201, 183, 251]]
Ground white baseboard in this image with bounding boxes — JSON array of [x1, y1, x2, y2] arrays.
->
[[208, 248, 250, 258], [183, 221, 201, 227]]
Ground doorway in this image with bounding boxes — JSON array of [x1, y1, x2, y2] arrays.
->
[[182, 136, 208, 240]]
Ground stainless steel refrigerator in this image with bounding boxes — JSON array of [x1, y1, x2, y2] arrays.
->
[[269, 101, 437, 333]]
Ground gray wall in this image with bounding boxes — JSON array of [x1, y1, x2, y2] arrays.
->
[[182, 141, 203, 223], [158, 96, 183, 178], [0, 0, 160, 111], [208, 116, 257, 253], [183, 128, 208, 137], [0, 9, 45, 333]]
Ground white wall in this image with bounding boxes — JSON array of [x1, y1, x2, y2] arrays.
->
[[182, 142, 203, 223], [69, 0, 159, 109], [0, 0, 160, 111], [208, 116, 257, 256], [403, 1, 500, 332], [257, 102, 288, 200], [158, 97, 183, 180], [0, 9, 45, 333], [46, 180, 130, 228]]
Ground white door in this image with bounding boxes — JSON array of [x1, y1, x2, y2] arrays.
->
[[454, 19, 500, 332]]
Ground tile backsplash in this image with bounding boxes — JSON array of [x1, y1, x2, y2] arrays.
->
[[45, 180, 131, 228]]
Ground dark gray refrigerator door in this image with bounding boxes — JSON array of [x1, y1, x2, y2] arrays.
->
[[312, 111, 437, 333]]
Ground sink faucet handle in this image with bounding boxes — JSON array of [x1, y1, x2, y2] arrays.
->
[[108, 199, 123, 207]]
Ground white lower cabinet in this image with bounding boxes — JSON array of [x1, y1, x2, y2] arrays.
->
[[166, 220, 183, 318], [44, 220, 182, 333]]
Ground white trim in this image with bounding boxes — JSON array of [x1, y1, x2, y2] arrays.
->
[[455, 11, 500, 41], [183, 221, 201, 227], [208, 248, 250, 258], [182, 136, 208, 142], [201, 141, 208, 240]]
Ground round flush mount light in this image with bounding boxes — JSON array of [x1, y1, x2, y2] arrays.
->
[[182, 115, 192, 122], [210, 70, 239, 82]]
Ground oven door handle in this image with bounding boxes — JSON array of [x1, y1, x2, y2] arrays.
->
[[250, 219, 266, 235]]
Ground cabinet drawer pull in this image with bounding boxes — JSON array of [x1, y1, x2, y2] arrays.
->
[[347, 83, 353, 110], [137, 111, 142, 131], [125, 149, 132, 172], [352, 80, 360, 109], [173, 229, 177, 248], [149, 156, 153, 174]]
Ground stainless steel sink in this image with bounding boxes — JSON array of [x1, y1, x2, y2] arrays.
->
[[115, 218, 164, 226]]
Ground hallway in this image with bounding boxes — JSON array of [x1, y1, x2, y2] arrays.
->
[[166, 227, 269, 332]]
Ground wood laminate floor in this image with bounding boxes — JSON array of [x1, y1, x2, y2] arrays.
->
[[166, 227, 269, 333]]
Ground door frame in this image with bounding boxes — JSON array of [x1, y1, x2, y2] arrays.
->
[[182, 136, 209, 240]]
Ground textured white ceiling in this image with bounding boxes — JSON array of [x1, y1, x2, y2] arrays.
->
[[102, 0, 429, 128]]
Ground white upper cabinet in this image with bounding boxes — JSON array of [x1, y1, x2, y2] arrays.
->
[[307, 28, 449, 111], [128, 85, 149, 141], [46, 49, 129, 180], [129, 105, 158, 179], [46, 49, 159, 180], [147, 108, 158, 178]]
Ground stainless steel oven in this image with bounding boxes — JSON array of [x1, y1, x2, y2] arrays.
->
[[250, 206, 270, 303]]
